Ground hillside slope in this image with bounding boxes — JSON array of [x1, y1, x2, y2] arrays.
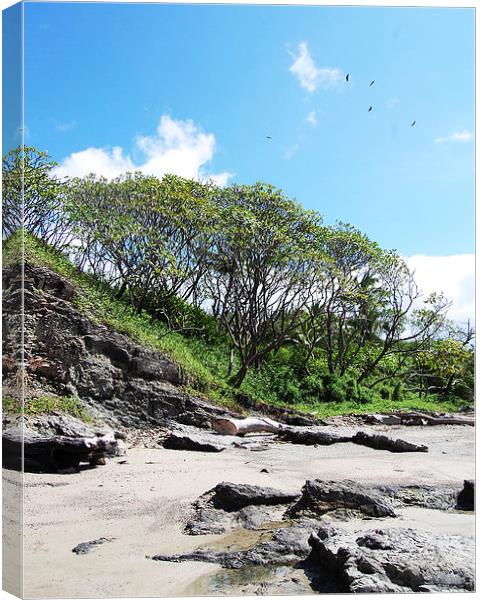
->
[[2, 259, 235, 429], [2, 235, 468, 424]]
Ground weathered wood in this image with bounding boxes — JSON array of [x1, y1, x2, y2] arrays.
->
[[395, 412, 474, 427], [2, 427, 118, 472], [212, 416, 286, 436], [352, 431, 428, 453], [364, 411, 474, 427], [279, 428, 351, 446]]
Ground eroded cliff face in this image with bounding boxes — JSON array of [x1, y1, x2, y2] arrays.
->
[[2, 262, 232, 428]]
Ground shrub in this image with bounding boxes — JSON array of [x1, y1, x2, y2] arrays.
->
[[392, 380, 404, 402]]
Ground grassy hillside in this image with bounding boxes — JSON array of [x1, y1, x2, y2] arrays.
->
[[3, 232, 469, 418]]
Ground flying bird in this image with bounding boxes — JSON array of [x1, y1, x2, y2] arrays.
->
[[266, 136, 272, 139], [369, 80, 375, 86], [411, 121, 416, 127], [346, 73, 350, 82], [368, 106, 373, 112]]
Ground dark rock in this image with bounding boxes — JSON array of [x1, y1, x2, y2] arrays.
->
[[287, 480, 396, 519], [456, 480, 474, 511], [72, 537, 114, 555], [235, 505, 274, 530], [3, 263, 238, 429], [279, 428, 351, 446], [185, 506, 230, 535], [152, 525, 312, 569], [377, 483, 459, 511], [352, 431, 428, 453], [185, 482, 301, 535], [209, 482, 301, 512], [308, 526, 474, 592], [162, 431, 228, 452]]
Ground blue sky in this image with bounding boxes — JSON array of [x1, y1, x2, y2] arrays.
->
[[21, 2, 474, 264]]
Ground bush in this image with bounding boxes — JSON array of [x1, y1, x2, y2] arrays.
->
[[379, 386, 391, 400], [392, 380, 404, 402], [356, 386, 380, 405]]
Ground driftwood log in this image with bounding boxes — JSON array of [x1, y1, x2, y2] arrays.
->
[[2, 427, 118, 472], [212, 417, 430, 453], [396, 412, 474, 427], [352, 431, 428, 453], [212, 416, 286, 436], [366, 412, 474, 426]]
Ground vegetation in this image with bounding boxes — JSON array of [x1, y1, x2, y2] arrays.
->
[[3, 393, 93, 422], [3, 146, 474, 418]]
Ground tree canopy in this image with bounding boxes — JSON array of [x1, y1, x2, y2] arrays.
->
[[3, 145, 473, 405]]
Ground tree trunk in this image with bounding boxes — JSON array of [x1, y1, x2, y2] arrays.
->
[[229, 363, 249, 388], [2, 429, 118, 472], [115, 281, 127, 299], [227, 346, 235, 378]]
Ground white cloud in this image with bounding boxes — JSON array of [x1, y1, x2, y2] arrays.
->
[[434, 130, 473, 144], [289, 42, 343, 93], [306, 110, 318, 127], [405, 254, 474, 324], [53, 115, 233, 184]]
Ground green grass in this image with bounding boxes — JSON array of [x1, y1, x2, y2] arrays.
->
[[3, 232, 471, 419], [282, 395, 469, 419], [3, 394, 93, 422], [4, 231, 242, 412]]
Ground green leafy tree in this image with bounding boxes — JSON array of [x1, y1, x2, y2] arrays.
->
[[206, 182, 321, 387], [2, 146, 67, 244], [65, 172, 217, 315]]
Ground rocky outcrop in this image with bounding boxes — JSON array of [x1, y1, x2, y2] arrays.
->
[[378, 483, 460, 511], [309, 526, 475, 592], [185, 482, 301, 535], [2, 263, 236, 429], [152, 525, 313, 569], [287, 480, 396, 519], [209, 482, 300, 511]]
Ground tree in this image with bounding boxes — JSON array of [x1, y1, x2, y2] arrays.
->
[[206, 182, 321, 387], [298, 223, 386, 376], [2, 146, 67, 245], [408, 320, 474, 398], [296, 223, 450, 388], [65, 172, 217, 314]]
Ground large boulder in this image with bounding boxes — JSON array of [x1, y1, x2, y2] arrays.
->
[[210, 482, 301, 511], [309, 526, 475, 592], [287, 479, 396, 519], [185, 482, 301, 535]]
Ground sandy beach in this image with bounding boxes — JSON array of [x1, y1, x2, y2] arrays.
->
[[6, 423, 475, 598]]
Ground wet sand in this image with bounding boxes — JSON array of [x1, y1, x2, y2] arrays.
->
[[7, 423, 475, 598]]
